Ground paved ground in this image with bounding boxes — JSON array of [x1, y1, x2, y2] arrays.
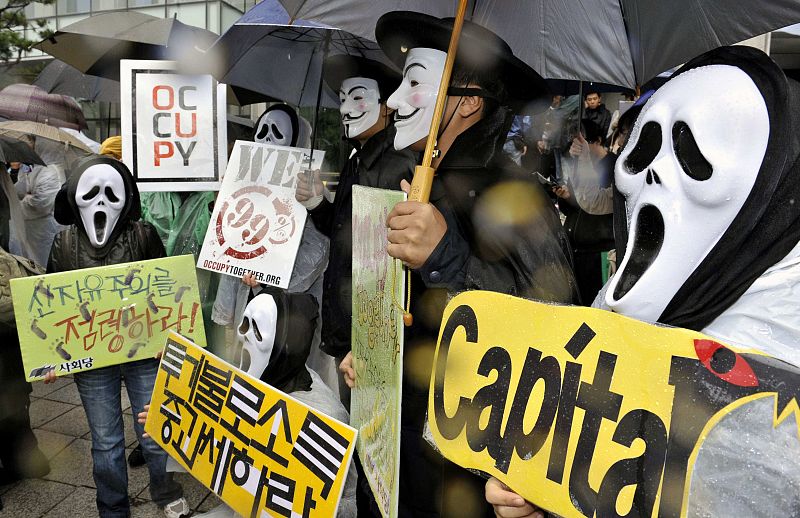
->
[[0, 375, 223, 517]]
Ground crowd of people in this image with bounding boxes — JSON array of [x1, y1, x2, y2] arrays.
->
[[0, 8, 798, 518]]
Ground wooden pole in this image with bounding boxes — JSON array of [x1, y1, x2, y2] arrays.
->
[[407, 0, 469, 203]]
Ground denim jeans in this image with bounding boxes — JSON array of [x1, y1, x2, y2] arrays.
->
[[75, 359, 182, 518]]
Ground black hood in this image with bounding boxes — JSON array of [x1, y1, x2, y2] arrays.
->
[[617, 46, 800, 331], [54, 155, 141, 252], [253, 104, 299, 147], [254, 287, 317, 394]]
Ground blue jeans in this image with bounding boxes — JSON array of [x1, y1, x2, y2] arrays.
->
[[75, 359, 182, 518]]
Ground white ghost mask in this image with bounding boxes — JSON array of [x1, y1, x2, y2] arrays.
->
[[339, 77, 381, 139], [387, 47, 447, 150], [254, 108, 295, 146], [75, 164, 126, 248], [238, 294, 278, 379], [605, 64, 770, 321]]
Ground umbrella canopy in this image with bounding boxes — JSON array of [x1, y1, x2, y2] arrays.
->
[[34, 12, 218, 82], [0, 136, 45, 166], [32, 58, 273, 107], [277, 0, 800, 87], [0, 121, 93, 153], [207, 0, 388, 108], [0, 84, 88, 130], [33, 59, 120, 102]]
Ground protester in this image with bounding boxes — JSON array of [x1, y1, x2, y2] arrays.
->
[[46, 155, 189, 518], [213, 103, 336, 387], [487, 44, 800, 518], [583, 91, 611, 141], [337, 11, 578, 517], [553, 119, 615, 303], [6, 135, 63, 267], [179, 289, 357, 518], [296, 54, 416, 402]]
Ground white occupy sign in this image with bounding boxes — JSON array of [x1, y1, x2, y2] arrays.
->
[[197, 140, 324, 289], [120, 59, 227, 191]]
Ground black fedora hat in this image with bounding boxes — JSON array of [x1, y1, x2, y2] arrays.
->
[[375, 11, 550, 111], [323, 54, 401, 101]]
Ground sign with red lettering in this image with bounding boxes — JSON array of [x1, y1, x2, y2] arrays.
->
[[196, 140, 324, 289], [121, 60, 227, 191]]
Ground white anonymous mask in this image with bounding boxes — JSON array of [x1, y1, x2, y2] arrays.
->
[[605, 65, 769, 321], [387, 47, 447, 150], [255, 109, 294, 146], [75, 164, 126, 248], [238, 294, 278, 379], [339, 77, 381, 139]]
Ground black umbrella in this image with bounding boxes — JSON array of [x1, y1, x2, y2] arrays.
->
[[0, 136, 45, 166], [33, 59, 120, 102], [33, 12, 217, 82]]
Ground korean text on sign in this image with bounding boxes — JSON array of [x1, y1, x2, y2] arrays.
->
[[146, 333, 357, 518], [11, 254, 206, 381]]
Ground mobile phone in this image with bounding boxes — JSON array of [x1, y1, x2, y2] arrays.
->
[[536, 172, 560, 189]]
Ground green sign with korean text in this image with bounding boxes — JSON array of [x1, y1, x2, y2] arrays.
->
[[11, 255, 206, 381], [351, 185, 406, 518]]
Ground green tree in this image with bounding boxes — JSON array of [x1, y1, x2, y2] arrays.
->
[[0, 0, 55, 63]]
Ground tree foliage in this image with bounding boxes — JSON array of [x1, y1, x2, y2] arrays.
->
[[0, 0, 55, 63]]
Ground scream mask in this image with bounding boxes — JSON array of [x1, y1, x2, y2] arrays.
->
[[254, 104, 299, 147], [75, 163, 127, 248], [339, 77, 381, 139], [238, 293, 278, 380], [606, 64, 770, 321], [237, 289, 317, 393], [387, 47, 447, 150]]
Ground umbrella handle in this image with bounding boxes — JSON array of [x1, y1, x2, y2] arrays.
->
[[408, 0, 469, 203]]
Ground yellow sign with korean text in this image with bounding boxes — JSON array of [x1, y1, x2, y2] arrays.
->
[[429, 291, 800, 518], [146, 333, 357, 518], [11, 255, 205, 381]]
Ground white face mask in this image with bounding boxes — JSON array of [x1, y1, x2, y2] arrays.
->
[[75, 164, 126, 248], [606, 65, 770, 321], [238, 294, 278, 379], [255, 109, 294, 146], [339, 77, 381, 139], [387, 47, 447, 150]]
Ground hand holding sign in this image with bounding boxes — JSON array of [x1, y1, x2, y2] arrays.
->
[[485, 478, 544, 518]]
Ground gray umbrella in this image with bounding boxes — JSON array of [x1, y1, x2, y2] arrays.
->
[[33, 59, 120, 102], [207, 0, 389, 108], [278, 0, 800, 87], [34, 12, 218, 82], [0, 136, 45, 166]]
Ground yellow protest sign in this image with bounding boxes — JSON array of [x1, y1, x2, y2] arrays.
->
[[11, 255, 205, 381], [146, 332, 357, 518], [429, 291, 800, 518]]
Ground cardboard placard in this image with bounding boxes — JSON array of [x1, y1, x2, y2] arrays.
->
[[197, 140, 323, 289], [350, 186, 406, 518], [12, 255, 205, 381], [121, 59, 227, 191], [146, 332, 357, 518], [429, 291, 800, 518]]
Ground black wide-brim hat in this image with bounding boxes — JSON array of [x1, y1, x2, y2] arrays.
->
[[323, 54, 402, 101], [375, 11, 550, 112]]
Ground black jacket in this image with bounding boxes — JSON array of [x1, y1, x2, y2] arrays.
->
[[419, 110, 579, 303], [403, 108, 580, 433], [310, 125, 416, 358], [584, 104, 612, 140], [47, 221, 165, 273]]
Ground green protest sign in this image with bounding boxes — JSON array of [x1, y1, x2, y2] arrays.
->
[[351, 185, 405, 518], [11, 255, 206, 381]]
